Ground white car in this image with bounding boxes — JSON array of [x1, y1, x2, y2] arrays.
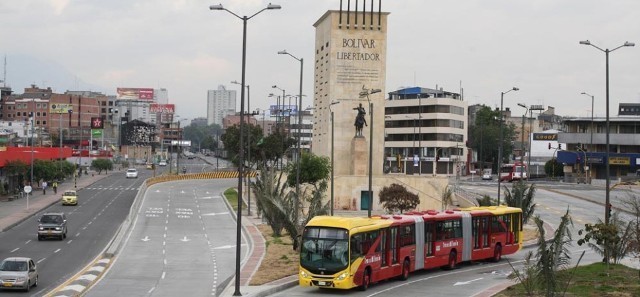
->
[[126, 168, 138, 178], [158, 160, 167, 166], [482, 173, 492, 180], [0, 257, 38, 292]]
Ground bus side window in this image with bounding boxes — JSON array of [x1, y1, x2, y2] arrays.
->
[[351, 234, 363, 258]]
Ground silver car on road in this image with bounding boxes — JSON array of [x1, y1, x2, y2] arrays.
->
[[0, 257, 38, 292]]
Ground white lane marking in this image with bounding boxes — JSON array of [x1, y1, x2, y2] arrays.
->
[[180, 236, 190, 242], [141, 236, 150, 242], [88, 266, 105, 273], [82, 226, 87, 230], [76, 233, 81, 237], [163, 241, 166, 246], [165, 226, 167, 231], [202, 212, 229, 216], [164, 259, 167, 265], [37, 258, 46, 263], [25, 240, 31, 244], [161, 271, 166, 279], [163, 249, 165, 255], [148, 287, 156, 294], [78, 274, 98, 282], [54, 248, 61, 253], [10, 248, 19, 253], [67, 240, 73, 244], [454, 277, 483, 286], [63, 284, 86, 292]]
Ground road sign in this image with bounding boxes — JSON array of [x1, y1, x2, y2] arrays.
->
[[50, 104, 73, 114], [24, 186, 32, 194]]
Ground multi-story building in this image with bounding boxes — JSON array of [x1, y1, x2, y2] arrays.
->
[[207, 85, 236, 126], [290, 109, 314, 154], [558, 104, 640, 180], [384, 86, 468, 175], [190, 117, 208, 127]]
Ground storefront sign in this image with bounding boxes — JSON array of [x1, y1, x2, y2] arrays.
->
[[533, 133, 557, 141], [586, 157, 603, 164], [609, 157, 630, 165]]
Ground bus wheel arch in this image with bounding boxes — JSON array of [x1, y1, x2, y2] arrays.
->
[[493, 244, 502, 262], [358, 267, 372, 291], [446, 250, 457, 270], [400, 258, 411, 280]]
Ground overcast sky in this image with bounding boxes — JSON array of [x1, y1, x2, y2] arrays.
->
[[1, 0, 639, 121]]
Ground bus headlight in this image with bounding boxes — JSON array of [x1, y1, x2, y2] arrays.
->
[[300, 270, 311, 279], [335, 272, 348, 281]]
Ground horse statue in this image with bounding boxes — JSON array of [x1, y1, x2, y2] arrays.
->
[[353, 103, 368, 137]]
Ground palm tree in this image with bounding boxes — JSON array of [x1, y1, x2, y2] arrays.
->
[[534, 208, 573, 297], [504, 180, 536, 223]]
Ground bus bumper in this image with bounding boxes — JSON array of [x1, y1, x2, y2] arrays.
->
[[299, 270, 353, 289]]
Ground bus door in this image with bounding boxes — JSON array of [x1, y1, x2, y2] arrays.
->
[[380, 228, 389, 267], [472, 216, 490, 249], [390, 227, 399, 265], [491, 215, 508, 246]]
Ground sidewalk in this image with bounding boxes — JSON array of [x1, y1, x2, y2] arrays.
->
[[0, 170, 115, 232]]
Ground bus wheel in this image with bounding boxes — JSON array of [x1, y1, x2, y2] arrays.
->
[[400, 259, 410, 280], [359, 269, 371, 291], [493, 244, 502, 262], [446, 251, 457, 270]]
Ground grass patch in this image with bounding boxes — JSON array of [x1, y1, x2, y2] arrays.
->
[[249, 224, 299, 286], [223, 188, 246, 211], [496, 262, 640, 296]]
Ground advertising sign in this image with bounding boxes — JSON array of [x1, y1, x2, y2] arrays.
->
[[150, 104, 175, 113], [116, 88, 154, 100], [91, 129, 102, 137], [609, 156, 630, 165], [49, 104, 73, 114], [171, 140, 192, 146], [533, 133, 558, 141], [91, 117, 104, 129], [269, 105, 299, 117]]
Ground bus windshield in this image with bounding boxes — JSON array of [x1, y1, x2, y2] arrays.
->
[[300, 227, 349, 274]]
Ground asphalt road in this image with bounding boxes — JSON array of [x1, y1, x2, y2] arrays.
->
[[271, 180, 616, 297], [86, 178, 239, 297], [0, 170, 146, 296]]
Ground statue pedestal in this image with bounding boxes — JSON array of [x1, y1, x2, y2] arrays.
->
[[351, 136, 367, 175]]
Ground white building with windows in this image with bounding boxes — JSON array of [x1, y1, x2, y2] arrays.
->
[[207, 85, 236, 126], [384, 87, 468, 175]]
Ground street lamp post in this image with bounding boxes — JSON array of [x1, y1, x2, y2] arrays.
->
[[497, 87, 519, 205], [329, 101, 340, 216], [278, 49, 304, 225], [209, 3, 281, 296], [580, 39, 634, 267], [359, 87, 381, 218], [272, 86, 286, 169], [581, 92, 595, 184], [233, 80, 253, 216], [517, 103, 529, 181]]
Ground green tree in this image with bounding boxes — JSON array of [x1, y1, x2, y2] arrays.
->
[[534, 208, 574, 297], [468, 105, 517, 172], [503, 181, 537, 223], [544, 158, 564, 178], [91, 159, 113, 174], [621, 192, 640, 279], [577, 212, 633, 266], [183, 123, 222, 152], [4, 160, 29, 192], [379, 183, 420, 214], [476, 194, 493, 206], [256, 130, 294, 169], [221, 123, 264, 167], [252, 167, 291, 237]]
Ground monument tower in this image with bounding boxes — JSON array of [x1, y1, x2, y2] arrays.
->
[[312, 1, 389, 210]]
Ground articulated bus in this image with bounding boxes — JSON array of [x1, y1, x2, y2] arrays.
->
[[299, 206, 522, 290], [499, 162, 527, 182]]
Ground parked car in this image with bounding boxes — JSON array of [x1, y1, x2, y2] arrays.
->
[[61, 190, 78, 206], [37, 212, 67, 241], [126, 168, 139, 178], [482, 169, 493, 180], [146, 163, 154, 170], [158, 160, 167, 166], [0, 257, 38, 292]]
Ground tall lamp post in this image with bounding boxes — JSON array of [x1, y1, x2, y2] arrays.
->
[[359, 87, 381, 218], [580, 39, 634, 267], [329, 101, 340, 216], [209, 3, 280, 296], [278, 49, 304, 224], [579, 40, 634, 229], [581, 92, 595, 184], [517, 103, 529, 181], [232, 80, 254, 216], [497, 87, 519, 205]]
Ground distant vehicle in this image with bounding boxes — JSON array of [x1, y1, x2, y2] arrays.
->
[[0, 257, 38, 292], [135, 159, 146, 165], [499, 162, 527, 182], [37, 212, 67, 241], [126, 168, 139, 178], [146, 163, 154, 170], [182, 166, 187, 174], [158, 160, 167, 166], [481, 169, 493, 180], [61, 190, 78, 206], [187, 155, 195, 160]]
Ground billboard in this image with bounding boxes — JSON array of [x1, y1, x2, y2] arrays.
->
[[49, 104, 73, 114], [150, 104, 175, 113], [269, 104, 299, 117], [116, 88, 154, 100]]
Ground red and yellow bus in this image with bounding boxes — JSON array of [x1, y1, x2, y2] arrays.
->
[[299, 206, 522, 290], [499, 162, 528, 182]]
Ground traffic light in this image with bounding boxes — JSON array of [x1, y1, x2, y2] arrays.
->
[[558, 143, 562, 150], [548, 143, 551, 150]]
